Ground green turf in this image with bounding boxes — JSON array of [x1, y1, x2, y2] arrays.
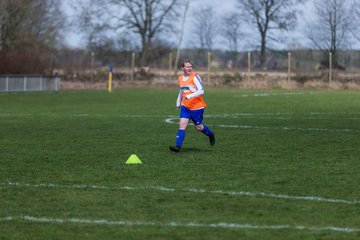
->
[[1, 89, 360, 239]]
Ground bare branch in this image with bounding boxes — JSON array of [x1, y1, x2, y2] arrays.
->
[[74, 0, 179, 66], [237, 0, 306, 67], [306, 0, 353, 53]]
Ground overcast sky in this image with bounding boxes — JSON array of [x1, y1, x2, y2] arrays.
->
[[62, 0, 357, 50]]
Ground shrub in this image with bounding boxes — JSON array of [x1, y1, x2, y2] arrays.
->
[[223, 72, 242, 85]]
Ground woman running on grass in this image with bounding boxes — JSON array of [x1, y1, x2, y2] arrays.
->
[[169, 59, 215, 152]]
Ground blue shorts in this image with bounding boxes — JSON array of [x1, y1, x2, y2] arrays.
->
[[180, 105, 204, 125]]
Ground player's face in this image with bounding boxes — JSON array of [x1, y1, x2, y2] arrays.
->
[[183, 63, 192, 75]]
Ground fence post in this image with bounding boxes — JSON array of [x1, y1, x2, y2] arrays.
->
[[24, 76, 27, 92], [329, 52, 332, 84], [40, 76, 43, 91], [6, 76, 9, 92], [91, 51, 95, 82], [247, 52, 251, 81], [108, 66, 113, 93], [207, 52, 211, 82], [55, 77, 60, 91], [288, 52, 291, 82], [131, 52, 135, 81]]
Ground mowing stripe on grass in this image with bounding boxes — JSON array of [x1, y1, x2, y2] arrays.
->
[[4, 182, 360, 205], [2, 112, 360, 118], [1, 216, 359, 234]]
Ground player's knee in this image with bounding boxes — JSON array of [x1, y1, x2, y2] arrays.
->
[[195, 124, 203, 131]]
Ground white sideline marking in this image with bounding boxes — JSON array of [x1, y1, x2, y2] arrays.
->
[[4, 182, 360, 205], [206, 113, 360, 120], [164, 117, 359, 133], [2, 112, 360, 117], [235, 92, 316, 97], [185, 188, 360, 205], [4, 112, 357, 132], [0, 113, 160, 118], [1, 112, 360, 121], [1, 216, 359, 233]]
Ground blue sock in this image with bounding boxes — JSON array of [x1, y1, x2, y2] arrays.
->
[[176, 129, 186, 147], [201, 124, 213, 136]]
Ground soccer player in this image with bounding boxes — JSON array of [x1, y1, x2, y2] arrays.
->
[[169, 59, 215, 152]]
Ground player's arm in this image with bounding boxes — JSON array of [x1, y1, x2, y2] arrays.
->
[[176, 90, 181, 108], [185, 75, 204, 99]]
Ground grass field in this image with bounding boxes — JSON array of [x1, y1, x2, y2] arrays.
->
[[1, 88, 360, 239]]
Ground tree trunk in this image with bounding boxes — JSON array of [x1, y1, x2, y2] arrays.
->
[[260, 32, 266, 68], [141, 39, 152, 66]]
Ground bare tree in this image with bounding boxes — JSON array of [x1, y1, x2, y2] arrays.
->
[[192, 6, 218, 51], [237, 0, 306, 68], [221, 13, 242, 67], [76, 0, 179, 66], [122, 0, 179, 65], [72, 0, 110, 51], [0, 0, 65, 74], [306, 0, 354, 68], [350, 1, 360, 42], [0, 0, 64, 50], [27, 0, 65, 49], [0, 0, 30, 50]]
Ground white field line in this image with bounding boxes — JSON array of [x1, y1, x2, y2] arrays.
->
[[164, 117, 359, 133], [1, 112, 360, 118], [4, 182, 360, 205], [0, 216, 359, 233], [2, 112, 358, 132], [206, 113, 360, 120], [0, 113, 161, 118], [1, 112, 360, 121], [234, 92, 318, 97]]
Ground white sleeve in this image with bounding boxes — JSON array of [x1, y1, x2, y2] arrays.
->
[[185, 75, 204, 99], [176, 90, 181, 107]]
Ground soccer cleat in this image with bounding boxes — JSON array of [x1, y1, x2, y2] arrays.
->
[[209, 133, 215, 146], [169, 146, 181, 152]]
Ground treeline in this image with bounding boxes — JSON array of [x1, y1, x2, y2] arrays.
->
[[0, 0, 63, 74], [1, 0, 360, 75]]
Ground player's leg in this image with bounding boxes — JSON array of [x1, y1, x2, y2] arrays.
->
[[192, 109, 215, 146], [170, 106, 190, 152]]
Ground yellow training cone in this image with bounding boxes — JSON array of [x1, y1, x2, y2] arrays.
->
[[125, 154, 142, 164]]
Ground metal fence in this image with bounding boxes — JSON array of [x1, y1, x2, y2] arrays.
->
[[0, 75, 61, 93]]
